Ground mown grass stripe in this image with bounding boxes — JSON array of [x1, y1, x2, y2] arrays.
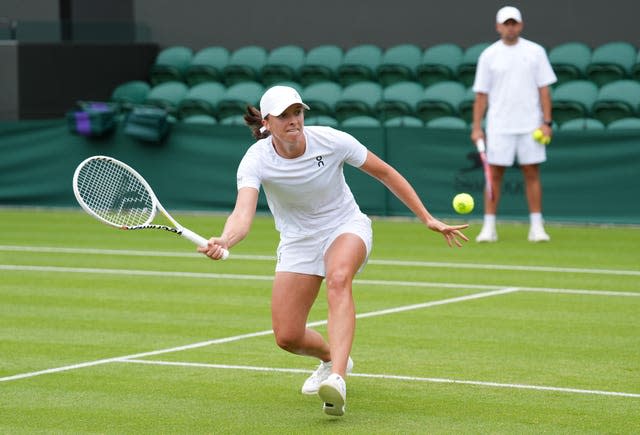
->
[[2, 245, 639, 276], [120, 359, 640, 399], [0, 288, 511, 383], [2, 264, 638, 297]]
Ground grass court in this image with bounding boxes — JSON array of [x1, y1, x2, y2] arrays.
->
[[1, 208, 639, 433]]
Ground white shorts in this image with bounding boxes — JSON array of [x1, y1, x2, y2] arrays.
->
[[486, 132, 547, 166], [275, 213, 373, 277]]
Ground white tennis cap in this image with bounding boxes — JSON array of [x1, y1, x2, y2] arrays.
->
[[259, 86, 309, 119], [496, 6, 522, 23]]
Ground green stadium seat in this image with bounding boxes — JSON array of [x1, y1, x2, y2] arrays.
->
[[559, 118, 605, 131], [416, 43, 464, 87], [177, 82, 226, 119], [298, 45, 343, 87], [302, 81, 342, 118], [632, 49, 640, 81], [457, 42, 491, 87], [219, 114, 246, 125], [216, 81, 265, 121], [426, 116, 468, 129], [185, 46, 230, 86], [552, 80, 599, 125], [586, 41, 636, 86], [415, 81, 466, 123], [305, 115, 339, 127], [606, 117, 640, 130], [337, 44, 383, 86], [223, 45, 268, 86], [261, 45, 306, 86], [334, 81, 383, 122], [149, 46, 193, 85], [375, 80, 423, 121], [383, 116, 424, 127], [110, 80, 151, 110], [376, 44, 422, 86], [340, 116, 382, 127], [591, 79, 640, 125], [548, 42, 591, 86], [181, 114, 218, 125], [267, 81, 303, 93], [457, 86, 476, 124], [145, 81, 189, 115]]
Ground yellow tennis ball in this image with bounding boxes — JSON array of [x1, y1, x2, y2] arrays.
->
[[542, 135, 551, 145], [452, 193, 474, 215], [533, 128, 544, 141]]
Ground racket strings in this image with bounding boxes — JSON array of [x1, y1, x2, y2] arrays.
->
[[76, 158, 154, 227]]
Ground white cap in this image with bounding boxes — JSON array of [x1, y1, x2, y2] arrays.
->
[[259, 86, 309, 119], [496, 6, 522, 23]]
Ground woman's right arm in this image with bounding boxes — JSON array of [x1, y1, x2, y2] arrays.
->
[[198, 187, 259, 259]]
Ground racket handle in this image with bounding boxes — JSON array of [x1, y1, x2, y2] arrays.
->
[[475, 138, 486, 153], [181, 228, 230, 260]]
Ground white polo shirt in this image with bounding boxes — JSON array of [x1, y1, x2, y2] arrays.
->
[[237, 126, 369, 237], [473, 37, 557, 134]]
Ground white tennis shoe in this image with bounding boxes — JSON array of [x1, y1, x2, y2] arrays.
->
[[301, 356, 353, 395], [318, 373, 347, 416], [528, 225, 550, 242], [476, 225, 498, 242]]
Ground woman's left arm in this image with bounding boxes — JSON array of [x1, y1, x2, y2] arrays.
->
[[359, 151, 469, 247]]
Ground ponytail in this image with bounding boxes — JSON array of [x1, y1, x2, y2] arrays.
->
[[244, 105, 270, 140]]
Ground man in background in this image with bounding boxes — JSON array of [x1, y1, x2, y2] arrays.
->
[[471, 6, 557, 242]]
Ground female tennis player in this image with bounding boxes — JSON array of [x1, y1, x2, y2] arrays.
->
[[198, 85, 469, 416]]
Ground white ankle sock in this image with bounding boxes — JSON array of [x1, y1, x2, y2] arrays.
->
[[530, 212, 543, 227], [483, 214, 496, 228]]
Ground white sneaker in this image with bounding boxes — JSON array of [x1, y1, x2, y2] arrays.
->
[[528, 225, 550, 242], [476, 226, 498, 242], [301, 356, 353, 395], [318, 373, 347, 416]]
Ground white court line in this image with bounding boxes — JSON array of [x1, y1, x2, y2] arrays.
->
[[1, 264, 638, 297], [370, 259, 640, 277], [120, 359, 640, 399], [0, 264, 275, 283], [2, 244, 639, 276], [0, 329, 276, 383], [0, 288, 513, 383], [520, 288, 640, 297], [0, 245, 273, 261], [351, 287, 520, 320]]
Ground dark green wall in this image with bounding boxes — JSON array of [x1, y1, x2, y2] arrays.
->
[[5, 0, 640, 50], [1, 120, 639, 224]]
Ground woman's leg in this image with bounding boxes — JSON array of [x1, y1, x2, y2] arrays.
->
[[271, 272, 330, 360], [323, 233, 367, 377]]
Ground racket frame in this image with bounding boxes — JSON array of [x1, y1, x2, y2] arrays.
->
[[475, 139, 494, 201], [73, 155, 228, 259]]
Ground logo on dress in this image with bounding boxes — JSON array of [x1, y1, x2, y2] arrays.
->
[[315, 156, 324, 167]]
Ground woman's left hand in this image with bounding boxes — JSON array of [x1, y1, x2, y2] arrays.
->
[[427, 219, 470, 247]]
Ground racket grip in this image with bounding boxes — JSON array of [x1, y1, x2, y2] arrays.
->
[[475, 138, 486, 153], [181, 228, 230, 260]]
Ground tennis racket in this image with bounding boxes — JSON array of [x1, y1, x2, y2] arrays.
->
[[475, 139, 494, 201], [72, 155, 229, 259]]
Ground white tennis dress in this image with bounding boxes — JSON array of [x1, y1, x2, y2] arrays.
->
[[237, 126, 372, 275]]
